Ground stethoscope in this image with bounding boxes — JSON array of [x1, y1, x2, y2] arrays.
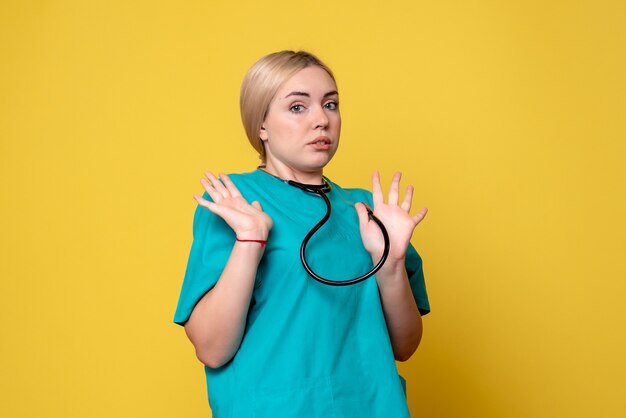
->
[[284, 177, 390, 286]]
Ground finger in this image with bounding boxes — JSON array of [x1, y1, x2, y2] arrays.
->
[[220, 173, 242, 198], [200, 178, 222, 203], [388, 171, 401, 206], [400, 185, 414, 212], [412, 207, 428, 224], [251, 200, 262, 211], [354, 202, 370, 230], [372, 171, 383, 207], [205, 172, 229, 198], [194, 194, 218, 211], [194, 194, 230, 218]]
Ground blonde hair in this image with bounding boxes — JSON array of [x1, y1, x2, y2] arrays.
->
[[239, 50, 336, 163]]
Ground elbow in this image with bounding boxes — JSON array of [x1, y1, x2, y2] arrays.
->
[[394, 347, 416, 362], [195, 348, 232, 369], [394, 340, 420, 361], [393, 331, 423, 362], [184, 322, 235, 368]]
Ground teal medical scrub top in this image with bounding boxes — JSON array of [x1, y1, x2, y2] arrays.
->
[[174, 170, 430, 418]]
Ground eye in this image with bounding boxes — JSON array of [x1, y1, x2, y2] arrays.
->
[[290, 104, 305, 113], [324, 101, 338, 110]]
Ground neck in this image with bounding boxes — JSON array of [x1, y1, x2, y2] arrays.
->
[[262, 162, 324, 185]]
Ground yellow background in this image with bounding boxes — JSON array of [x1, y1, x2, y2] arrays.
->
[[1, 1, 625, 417]]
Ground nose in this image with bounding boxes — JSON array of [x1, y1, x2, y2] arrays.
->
[[313, 105, 329, 130]]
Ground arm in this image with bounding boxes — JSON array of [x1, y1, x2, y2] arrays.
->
[[355, 171, 428, 361], [184, 172, 272, 368], [373, 258, 422, 361]]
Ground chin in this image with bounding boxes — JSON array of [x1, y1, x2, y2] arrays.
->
[[310, 158, 333, 171], [315, 151, 337, 167]]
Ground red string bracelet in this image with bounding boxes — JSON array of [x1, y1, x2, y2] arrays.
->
[[235, 237, 267, 248]]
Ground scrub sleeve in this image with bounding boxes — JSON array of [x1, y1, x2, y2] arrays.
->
[[174, 170, 430, 418]]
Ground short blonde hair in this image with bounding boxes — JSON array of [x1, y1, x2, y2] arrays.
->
[[240, 50, 336, 163]]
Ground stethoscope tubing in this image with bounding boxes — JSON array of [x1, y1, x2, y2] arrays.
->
[[288, 179, 390, 286]]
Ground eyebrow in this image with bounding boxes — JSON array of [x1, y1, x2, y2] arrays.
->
[[284, 90, 339, 99]]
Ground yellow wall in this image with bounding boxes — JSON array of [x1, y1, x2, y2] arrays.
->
[[1, 1, 625, 417]]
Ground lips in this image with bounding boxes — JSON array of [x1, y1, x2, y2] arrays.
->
[[308, 136, 332, 151], [309, 136, 331, 145]]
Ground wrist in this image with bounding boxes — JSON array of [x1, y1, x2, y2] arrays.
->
[[232, 237, 267, 261], [234, 227, 269, 242], [235, 237, 268, 248], [375, 257, 406, 277]]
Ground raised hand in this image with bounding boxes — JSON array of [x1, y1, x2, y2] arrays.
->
[[355, 171, 427, 264], [194, 172, 273, 240]]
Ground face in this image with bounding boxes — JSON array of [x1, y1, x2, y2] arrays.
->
[[260, 66, 341, 180]]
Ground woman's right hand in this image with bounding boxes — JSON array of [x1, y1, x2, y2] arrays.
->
[[187, 172, 272, 367], [194, 172, 273, 240]]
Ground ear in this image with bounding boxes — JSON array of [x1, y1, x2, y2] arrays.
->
[[259, 124, 268, 141]]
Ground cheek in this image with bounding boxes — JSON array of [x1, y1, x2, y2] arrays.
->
[[274, 118, 299, 133], [333, 116, 342, 132]]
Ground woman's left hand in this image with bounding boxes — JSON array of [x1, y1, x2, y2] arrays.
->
[[355, 171, 427, 266]]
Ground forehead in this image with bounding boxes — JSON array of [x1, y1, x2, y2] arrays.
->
[[276, 66, 338, 98]]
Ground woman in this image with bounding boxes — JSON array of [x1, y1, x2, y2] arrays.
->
[[174, 50, 430, 417]]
